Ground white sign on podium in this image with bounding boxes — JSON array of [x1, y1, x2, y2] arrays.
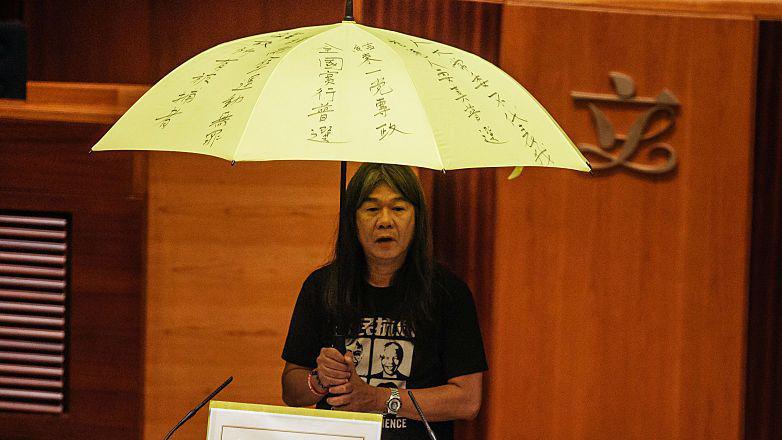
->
[[207, 401, 383, 440]]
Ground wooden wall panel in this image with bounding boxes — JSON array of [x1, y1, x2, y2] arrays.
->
[[0, 120, 145, 439], [489, 5, 754, 440], [23, 0, 345, 84], [360, 0, 501, 64], [0, 123, 141, 197], [148, 0, 345, 81], [506, 0, 782, 17], [144, 157, 353, 439], [24, 1, 155, 84]]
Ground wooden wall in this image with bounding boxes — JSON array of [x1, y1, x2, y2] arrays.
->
[[489, 4, 757, 440], [23, 0, 346, 84], [144, 158, 352, 439], [0, 117, 146, 439]]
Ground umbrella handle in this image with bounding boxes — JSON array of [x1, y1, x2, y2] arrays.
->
[[339, 161, 347, 215], [344, 0, 354, 21]]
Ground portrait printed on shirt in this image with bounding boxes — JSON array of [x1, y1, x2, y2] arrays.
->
[[347, 316, 414, 389]]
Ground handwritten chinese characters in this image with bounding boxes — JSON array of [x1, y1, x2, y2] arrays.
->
[[384, 37, 556, 165], [353, 41, 410, 142], [203, 31, 310, 148], [308, 42, 344, 143], [389, 39, 550, 157], [154, 29, 313, 151]]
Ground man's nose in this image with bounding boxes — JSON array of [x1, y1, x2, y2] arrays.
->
[[377, 208, 393, 227]]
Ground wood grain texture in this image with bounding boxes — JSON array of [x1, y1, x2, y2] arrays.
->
[[0, 82, 147, 124], [24, 0, 155, 84], [507, 0, 782, 17], [22, 0, 346, 84], [361, 0, 501, 64], [0, 120, 145, 439], [148, 0, 345, 82], [0, 120, 144, 199], [489, 5, 754, 440], [143, 157, 359, 439]]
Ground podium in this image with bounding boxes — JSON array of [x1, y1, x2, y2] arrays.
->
[[207, 402, 382, 440]]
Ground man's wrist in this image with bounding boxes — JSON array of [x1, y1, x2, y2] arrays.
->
[[307, 369, 328, 396], [378, 387, 403, 415], [377, 387, 391, 413]]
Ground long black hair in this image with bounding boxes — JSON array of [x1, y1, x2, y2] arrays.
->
[[324, 163, 434, 335]]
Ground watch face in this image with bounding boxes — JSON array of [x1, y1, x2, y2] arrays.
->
[[389, 398, 401, 412]]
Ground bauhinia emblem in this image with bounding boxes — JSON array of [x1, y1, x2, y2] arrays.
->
[[571, 72, 679, 174]]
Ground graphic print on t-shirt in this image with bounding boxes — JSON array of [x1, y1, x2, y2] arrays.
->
[[347, 316, 414, 390]]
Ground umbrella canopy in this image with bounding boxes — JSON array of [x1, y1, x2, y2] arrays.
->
[[92, 21, 590, 174]]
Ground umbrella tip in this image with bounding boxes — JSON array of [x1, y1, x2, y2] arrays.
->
[[507, 167, 524, 179]]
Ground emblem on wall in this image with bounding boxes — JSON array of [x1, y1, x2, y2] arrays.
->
[[571, 72, 679, 174]]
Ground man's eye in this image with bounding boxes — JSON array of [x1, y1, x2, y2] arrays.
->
[[365, 207, 379, 212], [392, 206, 407, 212]]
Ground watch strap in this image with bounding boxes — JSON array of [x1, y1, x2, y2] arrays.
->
[[385, 387, 401, 416]]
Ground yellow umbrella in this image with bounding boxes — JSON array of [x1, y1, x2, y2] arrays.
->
[[91, 8, 590, 177]]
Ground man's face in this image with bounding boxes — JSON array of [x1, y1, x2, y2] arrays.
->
[[356, 184, 415, 267], [352, 343, 363, 367], [380, 345, 401, 375]]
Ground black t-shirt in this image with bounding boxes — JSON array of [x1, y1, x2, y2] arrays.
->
[[282, 264, 488, 440]]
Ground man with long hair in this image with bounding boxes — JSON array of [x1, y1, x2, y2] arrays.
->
[[281, 163, 487, 440]]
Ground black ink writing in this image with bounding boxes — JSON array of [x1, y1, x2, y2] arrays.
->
[[376, 123, 410, 141]]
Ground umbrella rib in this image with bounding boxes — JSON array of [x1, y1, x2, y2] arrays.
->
[[232, 24, 340, 162], [360, 25, 446, 171]]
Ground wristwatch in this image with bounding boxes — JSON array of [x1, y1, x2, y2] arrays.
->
[[385, 388, 401, 416]]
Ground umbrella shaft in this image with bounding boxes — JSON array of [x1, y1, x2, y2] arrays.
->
[[344, 0, 354, 21], [339, 161, 347, 215]]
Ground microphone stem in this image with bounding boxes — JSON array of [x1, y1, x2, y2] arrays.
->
[[407, 390, 438, 440], [163, 376, 234, 440]]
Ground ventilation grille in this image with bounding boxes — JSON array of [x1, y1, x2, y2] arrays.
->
[[0, 213, 68, 414]]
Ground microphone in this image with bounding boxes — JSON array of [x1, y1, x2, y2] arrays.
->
[[162, 376, 234, 440], [407, 390, 438, 440]]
